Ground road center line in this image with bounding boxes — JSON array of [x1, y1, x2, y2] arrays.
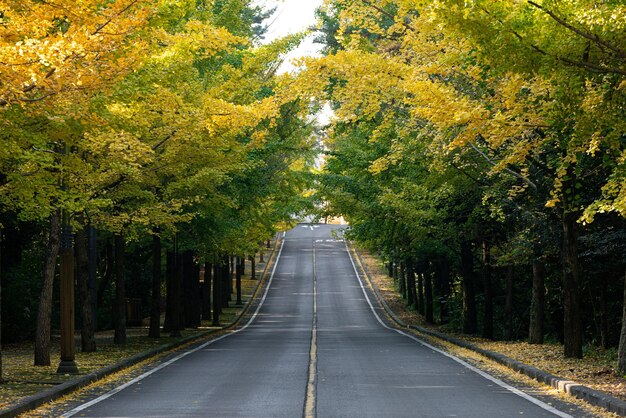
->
[[303, 239, 318, 418], [343, 240, 573, 418], [60, 238, 287, 418]]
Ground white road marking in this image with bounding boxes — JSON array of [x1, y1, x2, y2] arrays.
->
[[61, 239, 287, 418], [343, 240, 573, 418]]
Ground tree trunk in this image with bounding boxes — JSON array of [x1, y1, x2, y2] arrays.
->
[[482, 241, 494, 340], [461, 241, 477, 334], [504, 265, 514, 341], [228, 255, 234, 302], [34, 211, 61, 366], [76, 228, 96, 352], [240, 255, 245, 276], [529, 254, 545, 344], [163, 250, 174, 332], [417, 267, 425, 316], [562, 209, 582, 358], [437, 256, 451, 324], [169, 251, 182, 337], [394, 261, 400, 287], [618, 269, 626, 375], [398, 261, 406, 299], [0, 227, 3, 382], [600, 274, 609, 349], [406, 261, 415, 308], [235, 256, 243, 306], [250, 255, 256, 280], [97, 239, 113, 309], [192, 261, 201, 327], [424, 267, 434, 324], [182, 250, 196, 328], [149, 235, 161, 338], [221, 255, 230, 308], [202, 261, 212, 320], [87, 226, 97, 331], [174, 252, 185, 331], [113, 234, 126, 345], [212, 256, 221, 326], [399, 261, 406, 297]]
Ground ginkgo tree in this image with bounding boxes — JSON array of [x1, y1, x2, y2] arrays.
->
[[300, 0, 625, 364]]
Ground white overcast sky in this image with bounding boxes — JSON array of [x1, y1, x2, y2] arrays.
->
[[254, 0, 324, 72]]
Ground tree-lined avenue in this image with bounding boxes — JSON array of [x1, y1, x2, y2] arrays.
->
[[56, 224, 584, 417]]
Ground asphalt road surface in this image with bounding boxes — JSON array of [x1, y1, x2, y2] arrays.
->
[[61, 224, 582, 418]]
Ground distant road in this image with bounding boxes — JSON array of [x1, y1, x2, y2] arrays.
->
[[61, 224, 578, 417]]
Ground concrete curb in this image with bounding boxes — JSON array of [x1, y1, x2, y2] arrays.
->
[[351, 244, 626, 417], [0, 236, 282, 418]]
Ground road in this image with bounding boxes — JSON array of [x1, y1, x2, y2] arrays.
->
[[60, 224, 581, 417]]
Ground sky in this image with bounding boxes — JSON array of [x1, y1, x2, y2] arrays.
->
[[254, 0, 325, 73]]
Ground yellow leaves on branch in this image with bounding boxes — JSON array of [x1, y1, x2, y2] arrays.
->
[[0, 0, 153, 107], [152, 21, 244, 63]]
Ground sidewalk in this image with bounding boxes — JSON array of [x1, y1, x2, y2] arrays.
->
[[349, 243, 626, 417], [0, 237, 281, 418]]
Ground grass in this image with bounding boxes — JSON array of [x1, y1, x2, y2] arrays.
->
[[0, 249, 274, 411], [354, 245, 626, 404]]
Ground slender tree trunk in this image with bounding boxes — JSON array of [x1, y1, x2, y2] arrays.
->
[[437, 256, 451, 324], [228, 255, 234, 301], [192, 261, 201, 327], [461, 241, 477, 334], [87, 226, 97, 331], [235, 256, 243, 306], [240, 255, 245, 276], [76, 228, 96, 352], [149, 235, 161, 338], [163, 250, 174, 332], [424, 267, 434, 324], [113, 234, 126, 345], [482, 241, 494, 340], [417, 267, 425, 316], [600, 274, 609, 349], [504, 265, 514, 341], [406, 261, 415, 308], [393, 260, 399, 289], [169, 251, 182, 337], [618, 269, 626, 375], [202, 261, 212, 320], [34, 211, 61, 366], [529, 253, 545, 344], [212, 256, 221, 326], [221, 255, 230, 308], [177, 252, 186, 329], [97, 239, 113, 309], [250, 255, 256, 280], [562, 209, 582, 358], [399, 261, 406, 297], [259, 250, 264, 263], [0, 227, 3, 382], [182, 250, 196, 328]]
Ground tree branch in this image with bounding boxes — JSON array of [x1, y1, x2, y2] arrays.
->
[[92, 0, 141, 36], [527, 1, 626, 60], [468, 140, 538, 190], [361, 0, 416, 32]]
